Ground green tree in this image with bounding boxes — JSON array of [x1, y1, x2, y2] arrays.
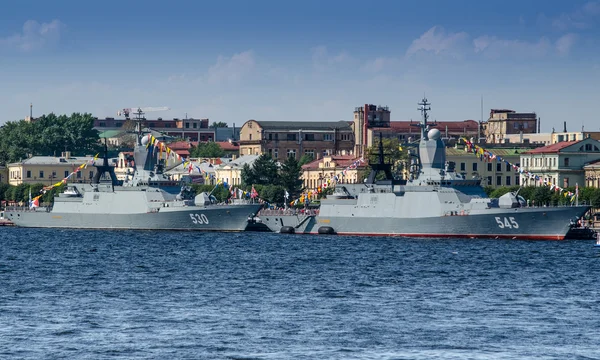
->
[[248, 154, 279, 185], [209, 121, 228, 128], [361, 137, 408, 181], [190, 142, 225, 158], [240, 163, 257, 187], [279, 156, 304, 198], [299, 154, 314, 166], [0, 113, 100, 165]]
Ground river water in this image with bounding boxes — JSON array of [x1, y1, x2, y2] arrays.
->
[[1, 228, 599, 359]]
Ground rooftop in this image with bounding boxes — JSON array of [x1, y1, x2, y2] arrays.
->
[[523, 140, 580, 154], [9, 155, 96, 166], [302, 155, 364, 170], [248, 120, 353, 131]]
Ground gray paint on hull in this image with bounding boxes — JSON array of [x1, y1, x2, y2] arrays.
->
[[260, 206, 589, 240], [7, 204, 261, 231]]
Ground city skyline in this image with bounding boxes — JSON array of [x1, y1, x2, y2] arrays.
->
[[1, 0, 599, 132]]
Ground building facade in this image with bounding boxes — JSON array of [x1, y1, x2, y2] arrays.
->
[[213, 155, 259, 187], [584, 160, 600, 189], [482, 109, 538, 144], [238, 120, 354, 161], [301, 155, 366, 190], [352, 103, 480, 157], [7, 152, 97, 186], [519, 138, 600, 188], [446, 147, 526, 188]]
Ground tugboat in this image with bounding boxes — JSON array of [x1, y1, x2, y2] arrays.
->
[[5, 108, 261, 231], [259, 97, 590, 240]]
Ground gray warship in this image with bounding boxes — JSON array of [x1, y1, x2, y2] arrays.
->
[[260, 98, 590, 240], [5, 111, 261, 231]]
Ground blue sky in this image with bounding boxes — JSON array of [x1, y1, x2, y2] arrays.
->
[[1, 0, 599, 132]]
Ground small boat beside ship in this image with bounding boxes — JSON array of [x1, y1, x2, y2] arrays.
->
[[259, 98, 590, 240]]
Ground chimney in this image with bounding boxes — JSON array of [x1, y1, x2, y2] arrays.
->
[[537, 117, 540, 133], [563, 121, 567, 133]]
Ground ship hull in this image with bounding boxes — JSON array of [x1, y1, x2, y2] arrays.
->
[[260, 206, 590, 240], [5, 204, 261, 232]]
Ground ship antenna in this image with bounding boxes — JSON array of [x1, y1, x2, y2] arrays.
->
[[418, 97, 431, 140]]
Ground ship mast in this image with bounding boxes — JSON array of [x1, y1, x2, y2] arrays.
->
[[417, 97, 432, 140]]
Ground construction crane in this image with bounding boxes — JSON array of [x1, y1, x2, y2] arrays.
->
[[117, 106, 170, 120]]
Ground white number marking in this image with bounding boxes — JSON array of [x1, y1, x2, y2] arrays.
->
[[190, 213, 209, 225], [495, 216, 519, 229]]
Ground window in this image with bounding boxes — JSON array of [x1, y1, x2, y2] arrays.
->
[[116, 122, 123, 127], [304, 134, 315, 141], [460, 162, 466, 171], [77, 171, 81, 179], [274, 133, 278, 140], [564, 177, 569, 188], [287, 149, 296, 159], [496, 175, 502, 186], [553, 158, 556, 167], [39, 170, 44, 178], [472, 163, 478, 171], [165, 123, 171, 128], [487, 176, 492, 185], [185, 122, 190, 129], [268, 148, 273, 157], [249, 134, 252, 141], [514, 122, 519, 129], [515, 176, 520, 185], [26, 170, 31, 178], [268, 134, 272, 140], [506, 176, 511, 186], [193, 123, 197, 129], [304, 149, 315, 158], [524, 122, 528, 129], [323, 134, 333, 141], [274, 149, 278, 159], [564, 157, 569, 167], [496, 163, 502, 172], [287, 134, 297, 141], [506, 163, 511, 172], [89, 171, 94, 179], [487, 163, 492, 172]]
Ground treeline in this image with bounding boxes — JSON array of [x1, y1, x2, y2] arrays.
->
[[484, 185, 600, 207], [0, 113, 100, 165]]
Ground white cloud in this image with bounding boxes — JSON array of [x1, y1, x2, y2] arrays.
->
[[555, 33, 577, 55], [311, 45, 351, 71], [549, 1, 600, 31], [474, 33, 577, 58], [363, 57, 399, 73], [473, 35, 552, 58], [205, 50, 255, 85], [406, 26, 470, 58], [0, 19, 65, 52]]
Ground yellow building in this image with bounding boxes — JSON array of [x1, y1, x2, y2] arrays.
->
[[0, 166, 7, 184], [213, 155, 259, 186], [446, 146, 526, 188], [7, 152, 97, 186], [301, 155, 366, 190]]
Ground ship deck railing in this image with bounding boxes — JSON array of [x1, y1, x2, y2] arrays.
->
[[259, 209, 319, 216]]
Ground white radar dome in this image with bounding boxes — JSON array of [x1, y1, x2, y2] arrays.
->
[[428, 128, 441, 140], [141, 135, 150, 146]]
